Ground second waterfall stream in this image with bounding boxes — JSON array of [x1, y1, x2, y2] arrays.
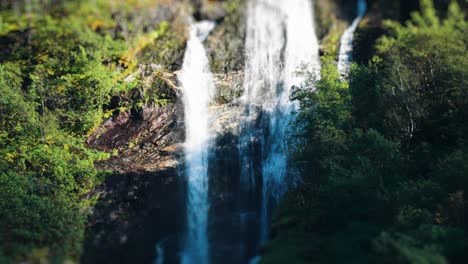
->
[[338, 0, 367, 76], [179, 20, 216, 264], [177, 0, 321, 262], [240, 0, 321, 245]]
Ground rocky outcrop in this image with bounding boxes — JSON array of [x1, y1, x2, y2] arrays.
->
[[212, 71, 244, 103], [88, 101, 184, 174], [205, 0, 246, 74], [83, 70, 185, 262], [82, 166, 185, 264], [83, 1, 247, 262], [206, 0, 247, 145], [87, 0, 246, 175], [87, 60, 184, 174]]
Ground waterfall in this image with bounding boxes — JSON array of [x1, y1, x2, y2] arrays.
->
[[179, 20, 216, 264], [154, 243, 164, 264], [337, 0, 367, 76], [240, 0, 320, 245]]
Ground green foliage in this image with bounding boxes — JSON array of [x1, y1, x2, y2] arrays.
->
[[0, 172, 85, 262], [0, 0, 160, 262], [138, 21, 187, 71], [0, 79, 109, 261], [0, 0, 180, 260], [0, 64, 38, 137], [291, 59, 351, 182], [0, 132, 108, 262], [265, 1, 468, 263], [368, 0, 467, 148]]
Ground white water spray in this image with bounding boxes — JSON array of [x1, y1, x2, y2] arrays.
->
[[179, 20, 216, 264], [338, 0, 367, 76], [240, 0, 320, 244], [154, 243, 164, 264]]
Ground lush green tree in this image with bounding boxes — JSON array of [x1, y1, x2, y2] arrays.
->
[[265, 1, 468, 263]]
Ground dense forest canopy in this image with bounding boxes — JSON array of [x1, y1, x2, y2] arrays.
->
[[0, 0, 184, 262], [265, 0, 468, 263], [0, 0, 467, 263]]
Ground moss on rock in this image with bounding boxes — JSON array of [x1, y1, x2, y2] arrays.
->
[[206, 0, 246, 74]]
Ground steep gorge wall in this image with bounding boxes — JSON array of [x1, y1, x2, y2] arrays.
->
[[83, 2, 247, 262], [86, 0, 245, 172], [83, 1, 359, 262]]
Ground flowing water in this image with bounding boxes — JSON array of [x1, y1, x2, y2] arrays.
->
[[154, 243, 164, 264], [337, 0, 367, 76], [178, 20, 216, 264], [240, 0, 320, 245], [86, 1, 322, 263]]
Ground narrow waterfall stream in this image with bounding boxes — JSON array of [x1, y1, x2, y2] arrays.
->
[[337, 0, 367, 76], [240, 0, 320, 245], [158, 1, 321, 263], [179, 21, 216, 264]]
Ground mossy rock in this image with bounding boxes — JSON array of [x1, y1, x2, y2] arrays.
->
[[138, 19, 188, 71], [205, 0, 246, 74]]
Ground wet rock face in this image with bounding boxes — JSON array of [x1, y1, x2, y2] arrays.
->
[[82, 168, 186, 264], [191, 0, 242, 21], [204, 0, 246, 140], [84, 82, 186, 263], [88, 101, 184, 174], [205, 0, 246, 74], [213, 71, 244, 103], [84, 1, 248, 260]]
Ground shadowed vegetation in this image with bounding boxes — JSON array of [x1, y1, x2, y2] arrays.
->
[[264, 1, 468, 263]]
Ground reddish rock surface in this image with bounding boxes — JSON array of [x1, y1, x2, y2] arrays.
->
[[87, 102, 184, 174]]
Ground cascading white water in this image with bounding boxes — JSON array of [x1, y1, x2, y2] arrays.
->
[[283, 0, 321, 89], [240, 0, 285, 190], [154, 243, 164, 264], [179, 20, 216, 264], [240, 0, 320, 244], [337, 0, 367, 76]]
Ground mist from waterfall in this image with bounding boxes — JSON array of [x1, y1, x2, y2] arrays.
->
[[240, 0, 320, 244], [179, 20, 216, 264], [338, 0, 367, 76]]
